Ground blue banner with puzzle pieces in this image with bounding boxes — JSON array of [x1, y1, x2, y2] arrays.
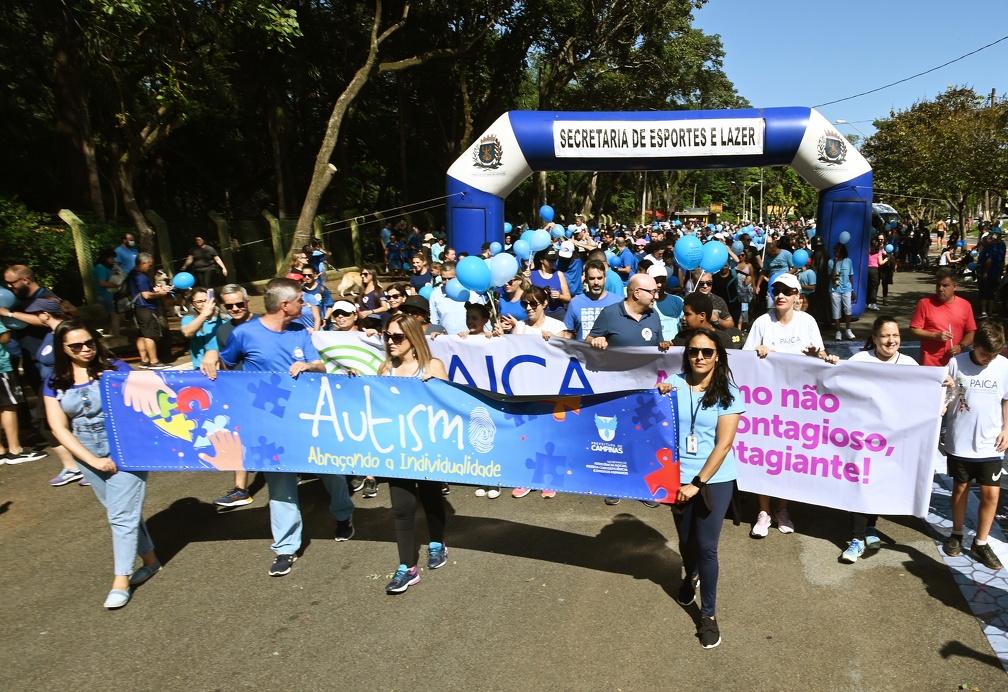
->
[[101, 370, 681, 503]]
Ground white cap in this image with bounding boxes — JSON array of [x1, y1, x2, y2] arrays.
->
[[771, 273, 801, 293], [646, 264, 668, 280], [332, 300, 358, 313], [559, 241, 575, 258]]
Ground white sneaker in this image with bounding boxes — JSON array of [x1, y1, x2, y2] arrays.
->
[[487, 487, 501, 499], [868, 303, 879, 311], [750, 511, 772, 538], [845, 329, 856, 340], [774, 507, 795, 534], [474, 487, 487, 497], [835, 331, 842, 341]]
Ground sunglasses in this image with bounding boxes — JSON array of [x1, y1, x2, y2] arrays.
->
[[302, 274, 315, 280], [333, 310, 355, 318], [386, 293, 403, 299], [696, 280, 713, 288], [520, 300, 541, 309], [383, 332, 407, 344], [774, 286, 799, 296], [361, 271, 372, 277], [65, 338, 97, 354], [687, 346, 716, 359], [224, 301, 246, 310]]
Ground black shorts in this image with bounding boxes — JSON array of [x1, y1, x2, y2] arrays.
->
[[946, 454, 1004, 487], [0, 370, 27, 408], [134, 307, 163, 340]]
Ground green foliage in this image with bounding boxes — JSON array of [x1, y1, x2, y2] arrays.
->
[[0, 196, 76, 295]]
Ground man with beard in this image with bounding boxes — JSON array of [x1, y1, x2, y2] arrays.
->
[[560, 259, 622, 340]]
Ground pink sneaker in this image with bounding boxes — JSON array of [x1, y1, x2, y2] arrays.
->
[[541, 489, 556, 499], [774, 508, 795, 534], [512, 488, 531, 498], [750, 511, 771, 538]]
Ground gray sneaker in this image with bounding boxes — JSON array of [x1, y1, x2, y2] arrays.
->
[[362, 478, 378, 498], [943, 533, 963, 557], [970, 542, 1003, 570]]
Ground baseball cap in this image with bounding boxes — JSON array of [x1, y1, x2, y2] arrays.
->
[[646, 264, 668, 281], [634, 238, 647, 247], [771, 273, 801, 293], [331, 300, 357, 314], [401, 295, 430, 316], [558, 241, 575, 258]]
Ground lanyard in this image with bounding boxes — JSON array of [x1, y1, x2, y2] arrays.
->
[[688, 386, 704, 435]]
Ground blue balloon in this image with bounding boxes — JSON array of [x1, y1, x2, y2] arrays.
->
[[699, 241, 729, 274], [551, 226, 564, 239], [731, 241, 744, 255], [539, 205, 555, 223], [513, 239, 531, 259], [608, 255, 623, 269], [503, 222, 513, 234], [456, 256, 492, 293], [838, 231, 851, 245], [418, 285, 434, 300], [667, 275, 680, 289], [565, 229, 573, 238], [445, 278, 470, 302], [0, 287, 14, 309], [3, 316, 28, 330], [489, 242, 502, 255], [172, 271, 195, 290], [716, 225, 723, 232], [968, 262, 977, 271], [567, 224, 577, 232], [673, 235, 704, 271], [520, 230, 535, 245], [756, 229, 765, 237], [971, 249, 979, 258], [885, 244, 894, 253], [957, 240, 965, 248], [530, 229, 552, 252], [490, 252, 519, 288], [791, 249, 810, 268]]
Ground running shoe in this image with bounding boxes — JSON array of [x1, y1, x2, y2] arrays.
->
[[845, 329, 856, 340], [334, 518, 354, 542], [677, 575, 699, 606], [213, 487, 252, 507], [641, 500, 660, 508], [50, 468, 83, 487], [386, 566, 420, 594], [269, 554, 297, 577], [6, 449, 48, 465], [349, 476, 366, 492], [604, 497, 621, 506], [697, 616, 721, 649], [865, 527, 882, 550], [474, 487, 487, 497], [487, 487, 501, 499], [840, 539, 865, 564], [835, 331, 842, 341], [970, 542, 1003, 570], [79, 477, 90, 487], [750, 511, 771, 538], [441, 483, 451, 496], [362, 478, 378, 498], [773, 508, 795, 534], [541, 489, 556, 499], [428, 544, 447, 570], [512, 487, 532, 498], [943, 533, 963, 557]]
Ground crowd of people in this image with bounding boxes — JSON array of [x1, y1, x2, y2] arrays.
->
[[1, 212, 1005, 652]]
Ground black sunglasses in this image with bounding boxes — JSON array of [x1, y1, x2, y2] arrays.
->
[[224, 301, 246, 310], [386, 293, 403, 299], [332, 310, 355, 318], [383, 332, 407, 344], [520, 300, 541, 309], [696, 280, 713, 288], [65, 338, 97, 354], [774, 286, 799, 296], [687, 346, 716, 359]]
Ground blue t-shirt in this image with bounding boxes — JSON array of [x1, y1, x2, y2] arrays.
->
[[670, 373, 744, 484], [92, 263, 113, 300], [827, 258, 854, 293], [587, 300, 663, 348], [33, 331, 55, 381], [559, 257, 584, 297], [115, 246, 138, 274], [498, 294, 528, 322], [300, 284, 333, 329], [618, 248, 638, 283], [765, 250, 793, 279], [654, 294, 685, 341], [181, 314, 224, 367], [218, 318, 319, 373], [380, 227, 392, 248], [409, 270, 433, 292], [604, 269, 624, 296], [564, 291, 622, 340], [127, 269, 157, 310], [0, 321, 11, 373], [798, 268, 817, 295]]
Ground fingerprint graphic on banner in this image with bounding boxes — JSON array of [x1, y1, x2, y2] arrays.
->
[[468, 406, 496, 453]]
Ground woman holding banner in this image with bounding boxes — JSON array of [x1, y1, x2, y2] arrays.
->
[[43, 320, 160, 609], [378, 314, 450, 593], [841, 316, 918, 563], [658, 326, 743, 649], [742, 273, 838, 538]]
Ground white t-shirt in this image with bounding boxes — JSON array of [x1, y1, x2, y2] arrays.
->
[[743, 310, 824, 354], [848, 349, 918, 366], [512, 316, 566, 336], [946, 353, 1008, 458]]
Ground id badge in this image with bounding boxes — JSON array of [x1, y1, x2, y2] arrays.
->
[[686, 434, 698, 455]]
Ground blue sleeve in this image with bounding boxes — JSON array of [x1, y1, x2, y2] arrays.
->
[[301, 329, 321, 362], [723, 383, 746, 416], [219, 327, 243, 367]]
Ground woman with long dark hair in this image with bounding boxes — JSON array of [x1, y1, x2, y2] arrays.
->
[[357, 265, 389, 331], [658, 327, 744, 649], [378, 314, 449, 594], [43, 320, 160, 609]]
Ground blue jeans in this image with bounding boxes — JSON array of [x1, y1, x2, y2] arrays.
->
[[673, 481, 734, 618], [266, 472, 353, 555], [78, 463, 154, 576]]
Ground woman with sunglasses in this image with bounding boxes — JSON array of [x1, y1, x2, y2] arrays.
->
[[743, 273, 837, 539], [501, 285, 565, 341], [43, 320, 160, 609], [383, 283, 408, 321], [530, 248, 571, 321], [497, 272, 530, 330], [180, 287, 225, 368], [357, 266, 389, 331], [657, 327, 744, 649], [378, 314, 449, 593]]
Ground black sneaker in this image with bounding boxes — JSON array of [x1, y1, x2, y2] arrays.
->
[[5, 449, 48, 465], [943, 533, 963, 557], [362, 478, 378, 498], [970, 542, 1003, 570], [677, 575, 699, 606], [269, 554, 297, 577], [335, 518, 354, 542], [349, 476, 366, 493], [427, 544, 447, 570], [697, 616, 721, 649], [640, 500, 660, 508], [441, 483, 450, 496], [604, 497, 620, 506]]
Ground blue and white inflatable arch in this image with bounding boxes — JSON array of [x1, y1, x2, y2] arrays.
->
[[446, 107, 872, 314]]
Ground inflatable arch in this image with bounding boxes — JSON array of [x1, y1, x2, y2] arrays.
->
[[446, 107, 873, 315]]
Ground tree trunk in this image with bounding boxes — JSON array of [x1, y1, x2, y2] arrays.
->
[[115, 148, 155, 250], [267, 105, 288, 219]]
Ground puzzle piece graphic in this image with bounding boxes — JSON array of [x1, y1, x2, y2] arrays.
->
[[246, 436, 286, 466], [543, 396, 582, 422], [525, 442, 568, 488], [644, 447, 680, 504], [504, 410, 533, 427], [149, 390, 197, 442], [194, 415, 230, 449], [247, 374, 292, 418], [631, 395, 665, 431]]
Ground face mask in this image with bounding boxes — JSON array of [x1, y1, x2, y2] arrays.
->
[[127, 240, 136, 247]]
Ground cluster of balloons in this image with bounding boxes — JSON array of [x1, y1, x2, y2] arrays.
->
[[672, 235, 728, 273], [448, 253, 520, 302]]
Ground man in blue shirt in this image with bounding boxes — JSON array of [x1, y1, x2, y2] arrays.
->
[[200, 278, 354, 577], [126, 253, 171, 369], [557, 241, 584, 297], [562, 259, 621, 340], [114, 233, 139, 274], [614, 236, 638, 284]]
